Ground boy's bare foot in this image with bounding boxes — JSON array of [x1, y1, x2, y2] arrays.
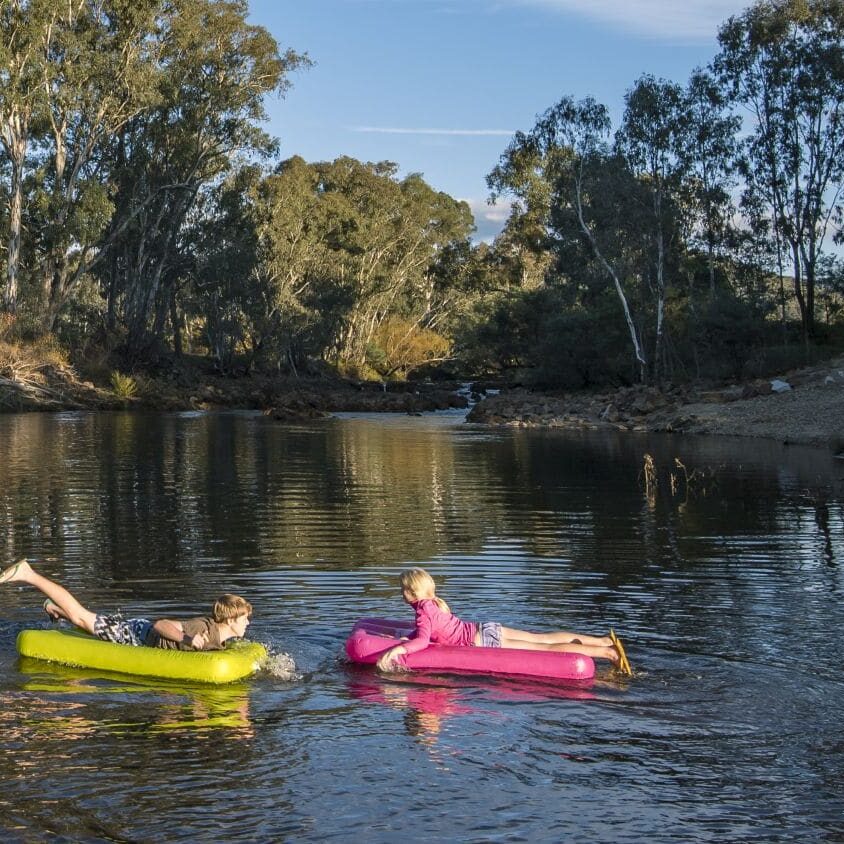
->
[[0, 559, 31, 584]]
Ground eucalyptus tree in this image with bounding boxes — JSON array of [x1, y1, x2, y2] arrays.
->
[[101, 0, 304, 358], [180, 168, 262, 369], [715, 0, 844, 341], [189, 157, 333, 372], [616, 75, 688, 380], [489, 97, 649, 381], [246, 155, 348, 368], [678, 69, 740, 299], [0, 0, 48, 314], [299, 158, 473, 369], [308, 157, 473, 368], [33, 0, 163, 331], [236, 156, 474, 372]]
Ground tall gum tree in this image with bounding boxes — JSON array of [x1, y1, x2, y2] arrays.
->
[[489, 97, 648, 382], [0, 0, 53, 315], [103, 0, 306, 357], [715, 0, 844, 342], [616, 75, 688, 381], [223, 156, 473, 372], [298, 157, 472, 368], [35, 0, 162, 330], [679, 69, 740, 299]]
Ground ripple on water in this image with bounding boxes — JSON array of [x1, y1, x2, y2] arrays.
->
[[0, 413, 843, 842]]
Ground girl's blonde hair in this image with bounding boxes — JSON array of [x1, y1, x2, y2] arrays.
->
[[400, 568, 450, 613], [213, 594, 253, 623]]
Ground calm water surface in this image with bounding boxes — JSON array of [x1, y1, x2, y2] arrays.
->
[[0, 410, 842, 842]]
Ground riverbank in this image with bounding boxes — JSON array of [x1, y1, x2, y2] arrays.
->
[[467, 355, 844, 454], [0, 355, 469, 416], [3, 341, 842, 454]]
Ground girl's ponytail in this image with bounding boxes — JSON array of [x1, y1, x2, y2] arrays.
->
[[433, 595, 451, 614]]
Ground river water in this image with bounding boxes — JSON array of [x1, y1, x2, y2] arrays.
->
[[0, 410, 842, 842]]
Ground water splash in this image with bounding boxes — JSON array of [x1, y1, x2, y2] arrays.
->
[[262, 649, 301, 681]]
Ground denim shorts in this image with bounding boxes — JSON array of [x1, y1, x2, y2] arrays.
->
[[93, 613, 152, 646], [477, 621, 502, 648]]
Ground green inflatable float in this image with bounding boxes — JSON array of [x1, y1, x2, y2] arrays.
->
[[17, 628, 267, 684]]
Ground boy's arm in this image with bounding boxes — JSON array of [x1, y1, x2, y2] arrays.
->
[[152, 619, 209, 650]]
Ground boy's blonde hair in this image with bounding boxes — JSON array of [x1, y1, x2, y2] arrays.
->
[[213, 594, 253, 623], [400, 568, 450, 613]]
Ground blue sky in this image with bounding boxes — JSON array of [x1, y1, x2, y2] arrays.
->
[[247, 1, 749, 241]]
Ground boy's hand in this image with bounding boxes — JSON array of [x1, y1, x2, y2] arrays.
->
[[190, 631, 209, 650]]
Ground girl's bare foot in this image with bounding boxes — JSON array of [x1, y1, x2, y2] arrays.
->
[[609, 630, 633, 675], [0, 559, 31, 584]]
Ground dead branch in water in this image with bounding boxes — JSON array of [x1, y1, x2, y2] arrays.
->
[[643, 453, 718, 506]]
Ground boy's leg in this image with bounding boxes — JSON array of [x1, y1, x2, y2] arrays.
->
[[0, 559, 98, 634], [499, 625, 612, 648]]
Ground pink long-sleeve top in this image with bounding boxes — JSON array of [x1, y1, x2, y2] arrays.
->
[[401, 598, 478, 654]]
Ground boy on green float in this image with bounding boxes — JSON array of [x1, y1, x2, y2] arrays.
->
[[0, 559, 251, 650]]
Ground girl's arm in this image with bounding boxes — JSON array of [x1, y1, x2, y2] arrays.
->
[[377, 608, 433, 670], [152, 619, 209, 650]]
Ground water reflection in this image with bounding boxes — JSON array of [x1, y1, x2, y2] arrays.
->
[[1, 414, 842, 581], [1, 412, 843, 842], [16, 658, 255, 736]]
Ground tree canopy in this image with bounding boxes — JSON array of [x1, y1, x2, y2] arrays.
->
[[1, 0, 843, 388]]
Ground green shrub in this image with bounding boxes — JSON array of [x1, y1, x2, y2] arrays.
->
[[110, 371, 138, 399], [368, 317, 451, 379]]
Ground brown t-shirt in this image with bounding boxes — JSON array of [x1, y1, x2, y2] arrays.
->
[[145, 616, 224, 651]]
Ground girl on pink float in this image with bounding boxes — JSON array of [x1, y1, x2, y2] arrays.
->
[[375, 568, 632, 675]]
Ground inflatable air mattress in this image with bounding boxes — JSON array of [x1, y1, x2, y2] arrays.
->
[[346, 618, 595, 682], [17, 628, 267, 684]]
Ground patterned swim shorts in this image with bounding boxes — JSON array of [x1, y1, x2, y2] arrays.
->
[[477, 621, 502, 648], [93, 613, 152, 646]]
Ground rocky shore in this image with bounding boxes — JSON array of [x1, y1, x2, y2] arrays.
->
[[467, 355, 844, 454], [3, 348, 842, 454]]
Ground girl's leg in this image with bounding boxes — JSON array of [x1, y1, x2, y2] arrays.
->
[[0, 560, 98, 634], [499, 625, 612, 648], [499, 628, 619, 665]]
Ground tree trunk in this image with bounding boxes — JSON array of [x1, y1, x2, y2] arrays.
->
[[170, 287, 182, 358], [790, 242, 809, 345], [4, 140, 25, 314], [574, 176, 647, 382], [804, 252, 816, 341], [653, 196, 666, 383]]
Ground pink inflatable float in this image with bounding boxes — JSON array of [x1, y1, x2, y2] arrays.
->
[[346, 618, 595, 682]]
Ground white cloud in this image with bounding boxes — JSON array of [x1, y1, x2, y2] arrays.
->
[[350, 126, 516, 136], [354, 0, 746, 40], [520, 0, 745, 40], [463, 197, 514, 242]]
